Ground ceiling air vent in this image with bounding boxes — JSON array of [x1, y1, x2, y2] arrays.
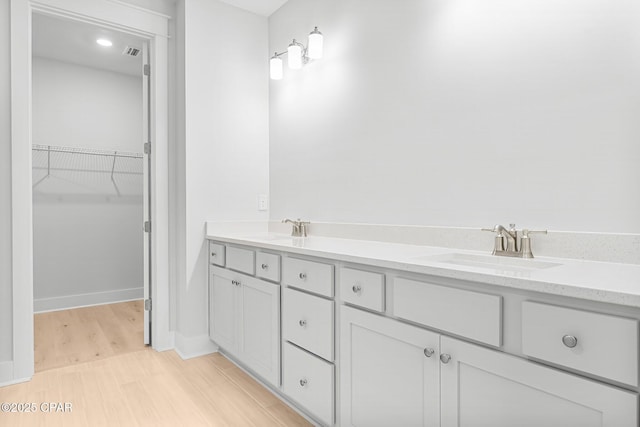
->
[[122, 46, 141, 57]]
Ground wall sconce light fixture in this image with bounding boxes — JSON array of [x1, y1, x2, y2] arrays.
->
[[270, 27, 323, 80]]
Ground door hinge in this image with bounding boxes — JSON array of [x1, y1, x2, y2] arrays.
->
[[143, 64, 150, 76], [144, 299, 152, 311], [144, 221, 151, 233], [144, 142, 151, 155]]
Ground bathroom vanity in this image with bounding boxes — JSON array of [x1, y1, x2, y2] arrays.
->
[[206, 226, 640, 427]]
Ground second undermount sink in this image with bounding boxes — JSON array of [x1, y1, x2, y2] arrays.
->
[[416, 252, 561, 272]]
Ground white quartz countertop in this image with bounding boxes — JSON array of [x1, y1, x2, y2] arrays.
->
[[206, 230, 640, 308]]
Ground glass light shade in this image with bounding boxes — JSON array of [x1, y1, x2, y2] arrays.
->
[[308, 27, 323, 59], [270, 55, 283, 80], [287, 42, 302, 69]]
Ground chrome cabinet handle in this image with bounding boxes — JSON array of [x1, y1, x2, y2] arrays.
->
[[299, 319, 307, 328], [299, 378, 307, 387], [440, 353, 451, 364], [261, 263, 268, 270], [352, 284, 362, 294], [299, 273, 306, 280], [562, 335, 578, 348], [423, 348, 435, 358]]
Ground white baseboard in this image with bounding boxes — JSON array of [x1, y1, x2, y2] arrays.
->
[[34, 287, 144, 313], [0, 361, 32, 388], [174, 332, 218, 360]]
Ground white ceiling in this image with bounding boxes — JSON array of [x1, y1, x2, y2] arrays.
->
[[218, 0, 289, 16], [32, 13, 144, 77]]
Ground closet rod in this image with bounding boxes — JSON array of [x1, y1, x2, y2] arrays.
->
[[32, 144, 143, 159]]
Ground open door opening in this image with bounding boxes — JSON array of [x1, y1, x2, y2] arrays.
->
[[30, 11, 151, 372]]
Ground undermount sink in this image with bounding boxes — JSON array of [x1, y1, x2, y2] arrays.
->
[[416, 252, 561, 272]]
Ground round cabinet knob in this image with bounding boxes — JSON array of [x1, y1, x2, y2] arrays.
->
[[299, 273, 306, 280], [440, 353, 451, 364], [423, 348, 435, 358], [562, 335, 578, 348], [211, 252, 216, 257], [231, 280, 236, 286], [352, 284, 362, 294], [261, 263, 268, 270], [299, 319, 307, 328], [299, 378, 308, 387]]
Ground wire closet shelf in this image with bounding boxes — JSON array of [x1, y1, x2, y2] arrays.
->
[[32, 144, 144, 197]]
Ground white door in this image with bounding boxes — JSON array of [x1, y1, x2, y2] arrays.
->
[[239, 276, 280, 386], [440, 336, 638, 427], [210, 267, 240, 355], [142, 42, 151, 345], [340, 306, 440, 427]]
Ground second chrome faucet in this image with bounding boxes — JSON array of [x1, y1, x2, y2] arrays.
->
[[482, 224, 547, 258]]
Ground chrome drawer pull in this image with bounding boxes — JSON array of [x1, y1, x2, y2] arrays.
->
[[299, 319, 307, 328], [352, 284, 362, 294], [261, 263, 268, 270], [299, 378, 308, 387], [423, 348, 435, 358], [562, 335, 578, 348], [299, 272, 306, 280], [440, 353, 451, 364]]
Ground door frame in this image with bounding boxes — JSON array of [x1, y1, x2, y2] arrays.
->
[[9, 0, 172, 382]]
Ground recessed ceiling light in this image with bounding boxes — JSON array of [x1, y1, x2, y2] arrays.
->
[[96, 38, 113, 47]]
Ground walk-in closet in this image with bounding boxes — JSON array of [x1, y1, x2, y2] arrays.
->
[[31, 12, 148, 371]]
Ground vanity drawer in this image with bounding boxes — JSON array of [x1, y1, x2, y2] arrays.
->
[[283, 287, 334, 362], [283, 342, 334, 426], [283, 257, 334, 297], [226, 246, 255, 275], [209, 242, 226, 267], [339, 267, 385, 312], [392, 278, 502, 347], [255, 252, 280, 282], [522, 301, 639, 386]]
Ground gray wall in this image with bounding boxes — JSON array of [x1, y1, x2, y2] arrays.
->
[[0, 0, 14, 363], [269, 0, 640, 233]]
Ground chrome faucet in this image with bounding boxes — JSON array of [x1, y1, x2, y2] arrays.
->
[[282, 218, 310, 237], [482, 224, 547, 258]]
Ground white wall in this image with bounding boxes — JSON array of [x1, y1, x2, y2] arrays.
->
[[31, 57, 143, 311], [32, 57, 142, 151], [175, 0, 269, 345], [269, 0, 640, 234], [0, 0, 13, 363]]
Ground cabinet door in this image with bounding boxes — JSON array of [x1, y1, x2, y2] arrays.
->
[[239, 276, 281, 387], [340, 306, 440, 427], [209, 267, 240, 356], [440, 336, 638, 427]]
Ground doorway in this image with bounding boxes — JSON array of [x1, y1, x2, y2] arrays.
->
[[30, 12, 150, 371], [9, 0, 170, 383]]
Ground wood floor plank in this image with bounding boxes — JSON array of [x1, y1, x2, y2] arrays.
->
[[220, 366, 281, 408]]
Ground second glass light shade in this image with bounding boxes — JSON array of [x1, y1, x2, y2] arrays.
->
[[287, 41, 302, 70]]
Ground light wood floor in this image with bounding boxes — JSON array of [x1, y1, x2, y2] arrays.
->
[[0, 349, 311, 426], [2, 301, 311, 426], [34, 300, 146, 372]]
